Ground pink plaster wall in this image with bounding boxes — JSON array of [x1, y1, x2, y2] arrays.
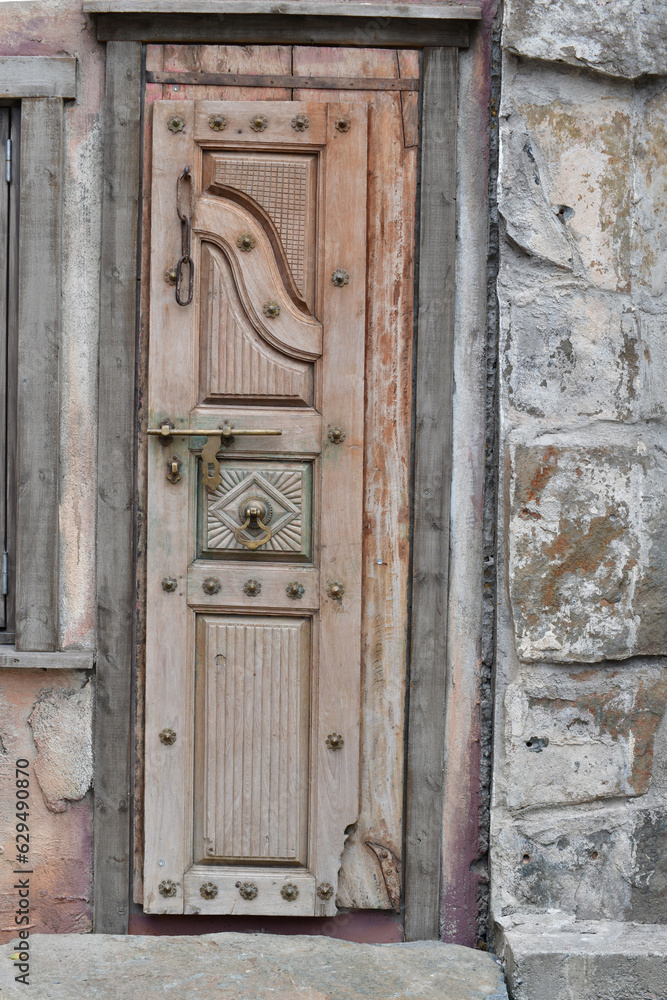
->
[[0, 671, 92, 940]]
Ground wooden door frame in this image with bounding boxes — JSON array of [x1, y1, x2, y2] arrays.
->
[[89, 2, 489, 940]]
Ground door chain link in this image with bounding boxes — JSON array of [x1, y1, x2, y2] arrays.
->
[[175, 166, 194, 306]]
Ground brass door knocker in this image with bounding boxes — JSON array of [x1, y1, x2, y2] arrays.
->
[[234, 498, 272, 551]]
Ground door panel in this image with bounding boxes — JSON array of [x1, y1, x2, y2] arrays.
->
[[194, 614, 311, 865], [199, 244, 314, 407], [144, 99, 367, 916]]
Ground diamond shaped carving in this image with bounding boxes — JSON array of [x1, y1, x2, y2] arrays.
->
[[206, 466, 307, 555]]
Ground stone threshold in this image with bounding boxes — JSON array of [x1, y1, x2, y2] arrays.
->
[[498, 913, 667, 1000], [1, 931, 508, 999]]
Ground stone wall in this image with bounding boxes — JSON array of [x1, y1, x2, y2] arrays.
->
[[493, 0, 667, 933]]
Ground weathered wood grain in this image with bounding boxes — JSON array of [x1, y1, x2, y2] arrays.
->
[[93, 13, 471, 48], [0, 56, 77, 99], [0, 110, 9, 631], [405, 46, 458, 942], [15, 99, 64, 652], [293, 46, 417, 913], [5, 106, 20, 638], [398, 49, 420, 147], [94, 41, 142, 933], [84, 1, 482, 19], [0, 648, 94, 669], [148, 70, 418, 90], [133, 43, 164, 908]]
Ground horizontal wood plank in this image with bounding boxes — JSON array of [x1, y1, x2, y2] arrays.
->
[[85, 1, 481, 19], [148, 70, 418, 90], [0, 648, 94, 670], [93, 13, 471, 47], [0, 57, 77, 99]]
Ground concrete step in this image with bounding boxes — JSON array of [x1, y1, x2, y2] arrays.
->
[[2, 931, 508, 1000], [499, 915, 667, 1000]]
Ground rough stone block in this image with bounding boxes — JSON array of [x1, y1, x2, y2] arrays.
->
[[493, 810, 634, 921], [500, 279, 644, 422], [501, 84, 633, 292], [635, 84, 667, 298], [504, 663, 667, 809], [499, 915, 667, 1000], [509, 442, 667, 661], [0, 933, 509, 999], [504, 0, 667, 81]]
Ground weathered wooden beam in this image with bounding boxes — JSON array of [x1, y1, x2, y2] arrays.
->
[[0, 57, 77, 99], [147, 70, 419, 90], [405, 46, 458, 942], [92, 13, 471, 47], [0, 648, 94, 670], [15, 99, 64, 652], [84, 1, 482, 19], [94, 40, 142, 934]]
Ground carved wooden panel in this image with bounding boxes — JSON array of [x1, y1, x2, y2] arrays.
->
[[195, 615, 310, 865], [201, 462, 311, 560], [207, 151, 317, 309], [199, 242, 313, 406]]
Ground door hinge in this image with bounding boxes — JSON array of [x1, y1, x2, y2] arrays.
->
[[5, 139, 11, 184], [1, 552, 8, 596]]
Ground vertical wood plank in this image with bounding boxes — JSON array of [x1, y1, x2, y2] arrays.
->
[[5, 106, 20, 637], [94, 40, 142, 933], [15, 98, 64, 651], [405, 46, 458, 942], [293, 45, 417, 913], [0, 109, 10, 631]]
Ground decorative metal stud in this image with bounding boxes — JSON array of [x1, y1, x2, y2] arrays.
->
[[326, 732, 345, 751], [244, 579, 262, 597], [208, 113, 227, 132], [167, 114, 185, 133], [281, 883, 300, 901], [291, 113, 310, 132], [159, 729, 177, 746], [237, 233, 256, 252], [203, 577, 221, 596], [158, 880, 177, 897], [167, 455, 182, 484], [286, 581, 305, 600], [162, 577, 178, 593], [200, 882, 218, 900], [334, 116, 351, 133], [237, 881, 258, 900], [165, 266, 178, 285], [250, 114, 268, 132], [327, 580, 344, 602], [331, 268, 350, 287], [263, 300, 280, 318], [328, 426, 346, 445], [317, 882, 334, 900]]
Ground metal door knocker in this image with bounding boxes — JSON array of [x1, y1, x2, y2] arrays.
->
[[235, 497, 272, 551]]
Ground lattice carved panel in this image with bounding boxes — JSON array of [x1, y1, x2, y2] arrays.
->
[[201, 463, 312, 561]]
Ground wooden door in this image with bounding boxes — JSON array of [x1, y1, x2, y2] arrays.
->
[[144, 99, 367, 915]]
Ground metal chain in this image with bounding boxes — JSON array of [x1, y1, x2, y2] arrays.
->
[[175, 166, 194, 306]]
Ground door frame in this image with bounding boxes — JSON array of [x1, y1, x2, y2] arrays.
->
[[88, 2, 491, 944]]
